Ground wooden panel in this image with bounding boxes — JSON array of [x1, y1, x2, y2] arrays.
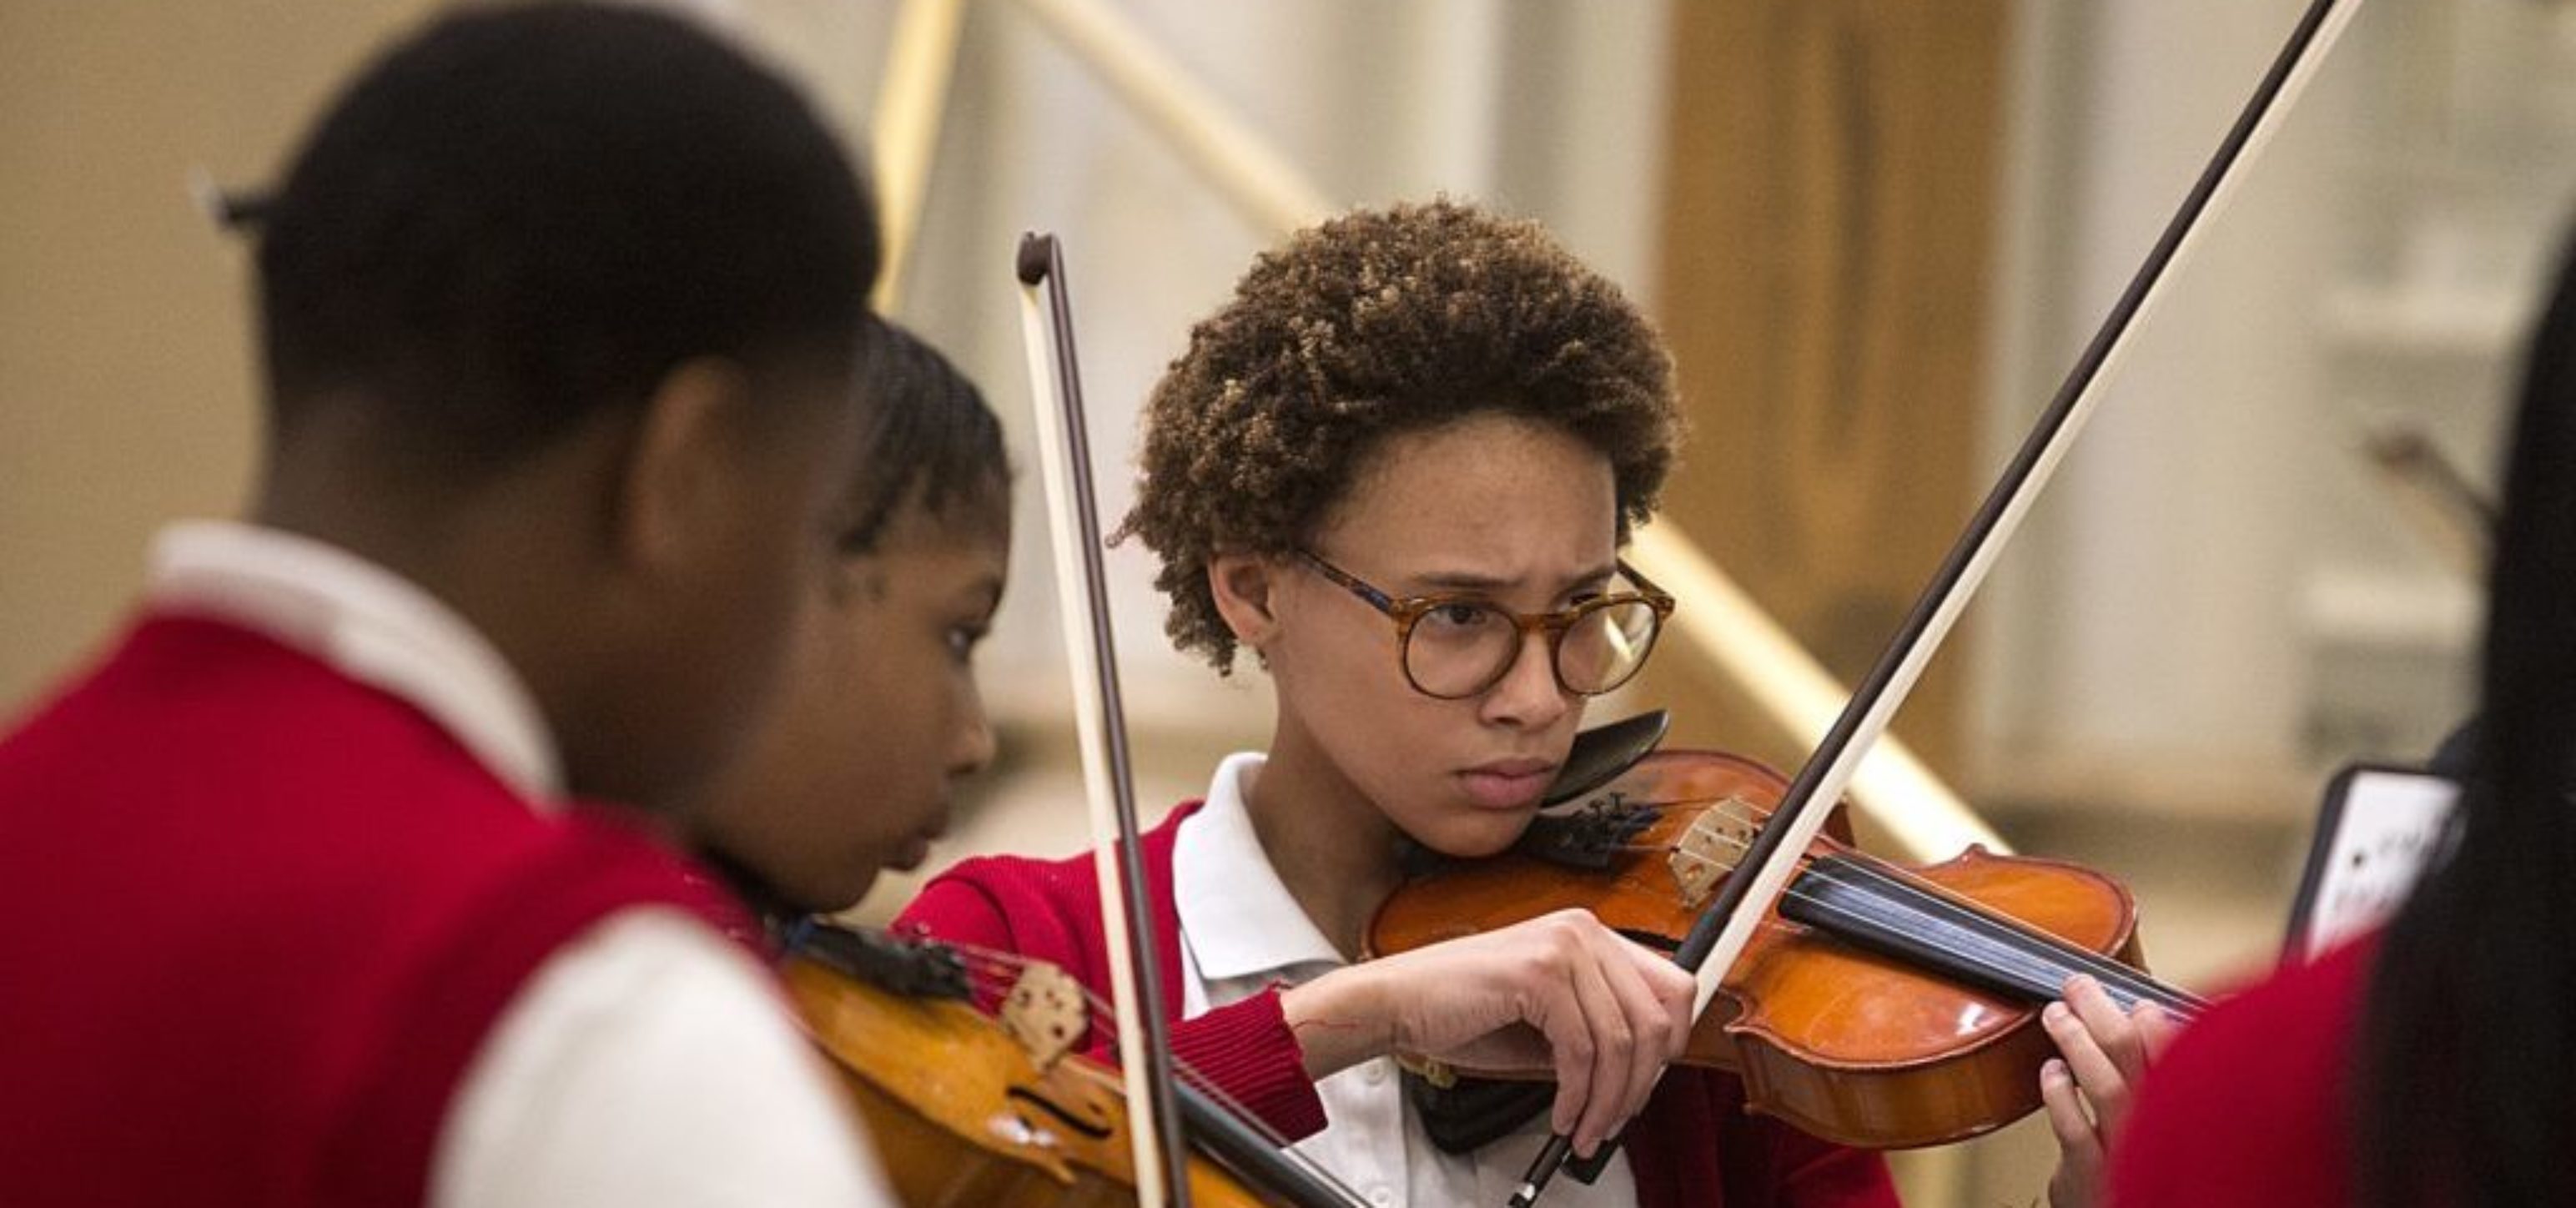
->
[[1643, 0, 2008, 775]]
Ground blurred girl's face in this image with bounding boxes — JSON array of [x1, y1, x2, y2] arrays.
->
[[1240, 411, 1621, 857], [701, 496, 1006, 912]]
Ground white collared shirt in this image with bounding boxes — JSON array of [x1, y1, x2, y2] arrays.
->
[[145, 521, 890, 1208], [1173, 752, 1639, 1208]]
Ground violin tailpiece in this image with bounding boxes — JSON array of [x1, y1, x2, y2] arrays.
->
[[1517, 793, 1656, 869]]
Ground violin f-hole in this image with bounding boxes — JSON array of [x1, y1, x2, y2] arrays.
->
[[1004, 1085, 1119, 1143]]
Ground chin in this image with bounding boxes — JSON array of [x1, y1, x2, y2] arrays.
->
[[1412, 808, 1533, 861], [783, 863, 877, 917], [833, 873, 880, 911]]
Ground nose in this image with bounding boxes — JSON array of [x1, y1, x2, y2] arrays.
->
[[951, 682, 999, 778], [1479, 627, 1572, 730]]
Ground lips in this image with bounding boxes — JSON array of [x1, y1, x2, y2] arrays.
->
[[1459, 758, 1557, 811], [891, 809, 951, 871]]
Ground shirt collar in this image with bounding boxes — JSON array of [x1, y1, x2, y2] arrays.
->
[[1171, 752, 1346, 983], [143, 519, 566, 803]]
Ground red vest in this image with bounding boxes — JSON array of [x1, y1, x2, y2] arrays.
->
[[0, 615, 742, 1207]]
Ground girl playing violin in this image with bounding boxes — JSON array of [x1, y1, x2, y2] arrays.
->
[[897, 199, 1899, 1207]]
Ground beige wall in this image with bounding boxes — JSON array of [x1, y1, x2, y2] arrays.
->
[[0, 1, 439, 712]]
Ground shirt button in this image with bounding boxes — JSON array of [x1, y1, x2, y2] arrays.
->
[[1366, 1187, 1395, 1207], [1362, 1060, 1388, 1086]]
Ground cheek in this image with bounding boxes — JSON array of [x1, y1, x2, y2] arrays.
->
[[750, 612, 880, 812], [713, 525, 825, 730], [1287, 642, 1452, 789], [1366, 697, 1469, 788], [1285, 647, 1545, 853], [757, 432, 856, 604], [834, 630, 948, 792], [1275, 601, 1399, 701], [824, 632, 898, 763]]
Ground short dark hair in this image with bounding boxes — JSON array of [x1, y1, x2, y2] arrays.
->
[[256, 3, 878, 476], [839, 318, 1009, 553], [1114, 199, 1682, 671]]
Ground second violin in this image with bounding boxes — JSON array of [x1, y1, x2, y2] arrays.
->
[[782, 922, 1365, 1208]]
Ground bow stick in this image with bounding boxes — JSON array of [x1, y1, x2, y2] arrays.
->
[[1017, 232, 1194, 1208]]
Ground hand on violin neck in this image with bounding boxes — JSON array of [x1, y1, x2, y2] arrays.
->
[[1280, 908, 1693, 1157], [2041, 973, 2182, 1208]]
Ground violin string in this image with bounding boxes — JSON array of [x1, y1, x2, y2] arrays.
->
[[937, 943, 1383, 1202], [940, 949, 1326, 1135], [918, 933, 1375, 1195], [1586, 839, 2165, 1010], [1596, 788, 2193, 1009], [1642, 811, 2206, 1016], [933, 948, 1338, 1148], [1769, 831, 2205, 1014], [1711, 835, 2194, 1013], [1764, 865, 2199, 1019], [796, 1001, 1361, 1208], [1547, 788, 2201, 1014], [1799, 845, 2209, 1015]]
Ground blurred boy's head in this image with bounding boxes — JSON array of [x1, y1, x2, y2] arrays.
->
[[249, 3, 882, 813]]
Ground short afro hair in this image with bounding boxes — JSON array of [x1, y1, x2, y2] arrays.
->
[[256, 3, 878, 477], [1115, 199, 1681, 672]]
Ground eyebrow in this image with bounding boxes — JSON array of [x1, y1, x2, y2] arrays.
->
[[1411, 562, 1620, 596]]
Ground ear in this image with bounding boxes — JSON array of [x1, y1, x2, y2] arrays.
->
[[613, 356, 755, 576], [1207, 551, 1284, 653]]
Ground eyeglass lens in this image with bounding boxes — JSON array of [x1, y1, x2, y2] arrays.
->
[[1406, 597, 1661, 697]]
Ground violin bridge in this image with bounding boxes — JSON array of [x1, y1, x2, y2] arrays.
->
[[1668, 795, 1760, 908], [999, 960, 1088, 1070]]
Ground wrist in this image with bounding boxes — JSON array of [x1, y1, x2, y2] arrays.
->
[[1280, 965, 1394, 1080]]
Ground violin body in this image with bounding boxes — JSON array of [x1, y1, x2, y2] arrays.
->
[[1369, 749, 2158, 1150], [779, 927, 1332, 1208]]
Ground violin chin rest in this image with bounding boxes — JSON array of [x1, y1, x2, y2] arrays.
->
[[1545, 710, 1670, 806], [1405, 1073, 1623, 1182]]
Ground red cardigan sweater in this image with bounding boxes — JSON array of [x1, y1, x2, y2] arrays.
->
[[2109, 935, 2375, 1207], [0, 616, 741, 1207], [895, 803, 1898, 1208]]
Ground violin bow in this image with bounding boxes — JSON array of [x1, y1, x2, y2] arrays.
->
[[1016, 232, 1195, 1208], [1509, 0, 2367, 1202], [1018, 233, 1420, 1208]]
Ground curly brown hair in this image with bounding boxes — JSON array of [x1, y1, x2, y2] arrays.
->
[[1114, 199, 1682, 672]]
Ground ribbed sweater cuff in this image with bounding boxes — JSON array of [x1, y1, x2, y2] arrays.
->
[[1174, 985, 1328, 1141]]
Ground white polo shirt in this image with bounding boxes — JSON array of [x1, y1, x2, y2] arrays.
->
[[1172, 752, 1640, 1208]]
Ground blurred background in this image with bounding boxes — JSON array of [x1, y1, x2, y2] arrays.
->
[[8, 0, 2576, 1200]]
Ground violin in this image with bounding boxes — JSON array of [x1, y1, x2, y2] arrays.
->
[[1368, 746, 2204, 1150], [777, 920, 1365, 1208]]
